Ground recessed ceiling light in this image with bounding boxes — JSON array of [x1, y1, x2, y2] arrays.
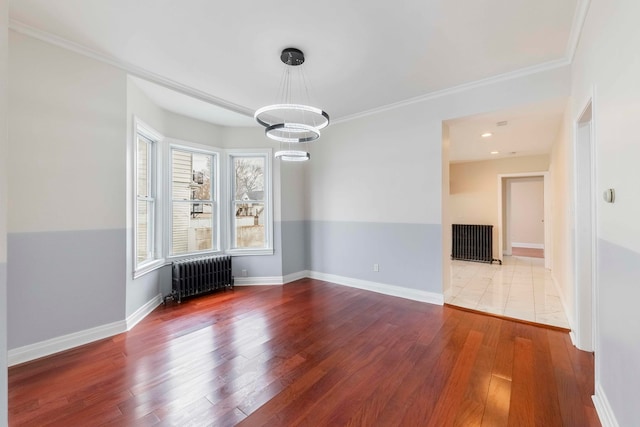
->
[[490, 151, 499, 154], [481, 132, 493, 138]]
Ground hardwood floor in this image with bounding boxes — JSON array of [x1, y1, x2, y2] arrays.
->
[[8, 279, 600, 426]]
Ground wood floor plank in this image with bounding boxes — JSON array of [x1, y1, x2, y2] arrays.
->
[[425, 329, 484, 426], [8, 280, 600, 426], [482, 374, 511, 427], [530, 327, 563, 427], [508, 337, 536, 427]]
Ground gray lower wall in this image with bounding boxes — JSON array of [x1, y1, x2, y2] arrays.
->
[[126, 265, 171, 318], [307, 221, 442, 293], [597, 239, 640, 427], [281, 221, 306, 276], [7, 229, 126, 349]]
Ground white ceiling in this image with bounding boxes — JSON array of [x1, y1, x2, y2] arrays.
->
[[9, 0, 582, 160], [447, 98, 567, 162]]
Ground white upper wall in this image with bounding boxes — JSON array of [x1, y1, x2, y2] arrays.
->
[[279, 162, 306, 223], [307, 66, 569, 225], [163, 109, 224, 148], [548, 105, 575, 327], [572, 0, 640, 253], [307, 104, 442, 224], [0, 1, 8, 425], [0, 3, 7, 262], [127, 78, 166, 135], [9, 31, 127, 233], [569, 1, 640, 425]]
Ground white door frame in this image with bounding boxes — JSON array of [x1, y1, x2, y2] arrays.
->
[[573, 97, 597, 353], [497, 172, 551, 269]]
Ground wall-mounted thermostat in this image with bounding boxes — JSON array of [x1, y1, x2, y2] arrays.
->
[[603, 188, 615, 203]]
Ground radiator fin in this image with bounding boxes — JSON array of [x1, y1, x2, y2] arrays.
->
[[451, 224, 501, 264], [168, 255, 234, 303]]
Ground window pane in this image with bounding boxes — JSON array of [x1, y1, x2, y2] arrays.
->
[[234, 157, 264, 201], [137, 137, 149, 197], [172, 149, 213, 201], [192, 152, 212, 201], [234, 201, 265, 248], [172, 202, 214, 255], [137, 200, 149, 262], [172, 149, 191, 201]]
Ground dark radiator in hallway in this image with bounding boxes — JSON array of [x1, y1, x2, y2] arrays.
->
[[452, 224, 501, 264]]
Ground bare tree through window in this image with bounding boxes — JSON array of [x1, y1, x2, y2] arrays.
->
[[235, 158, 263, 199], [233, 157, 266, 248]]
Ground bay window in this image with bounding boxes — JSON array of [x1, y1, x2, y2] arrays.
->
[[131, 124, 273, 277]]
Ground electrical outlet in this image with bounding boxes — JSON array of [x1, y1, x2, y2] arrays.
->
[[373, 263, 379, 272], [241, 269, 248, 277]]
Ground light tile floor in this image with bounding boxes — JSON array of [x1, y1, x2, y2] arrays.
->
[[446, 256, 570, 329]]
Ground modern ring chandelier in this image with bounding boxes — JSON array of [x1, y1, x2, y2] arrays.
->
[[254, 48, 330, 161]]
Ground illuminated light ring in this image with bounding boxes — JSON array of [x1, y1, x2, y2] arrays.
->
[[265, 123, 320, 143], [254, 104, 330, 130], [274, 150, 310, 162]]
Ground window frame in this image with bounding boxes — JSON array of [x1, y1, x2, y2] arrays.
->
[[164, 138, 222, 260], [227, 149, 274, 256], [133, 118, 165, 277], [131, 125, 275, 279]]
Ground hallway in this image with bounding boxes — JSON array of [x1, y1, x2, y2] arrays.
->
[[446, 256, 570, 329]]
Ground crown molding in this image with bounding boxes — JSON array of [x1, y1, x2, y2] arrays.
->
[[10, 13, 583, 127], [8, 19, 254, 118], [565, 0, 591, 63], [333, 57, 571, 124]]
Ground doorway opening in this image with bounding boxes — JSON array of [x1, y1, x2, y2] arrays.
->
[[497, 172, 551, 269], [443, 99, 570, 329]]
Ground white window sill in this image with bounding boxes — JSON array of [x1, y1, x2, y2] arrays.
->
[[133, 259, 166, 279], [226, 248, 274, 257], [166, 250, 224, 263]]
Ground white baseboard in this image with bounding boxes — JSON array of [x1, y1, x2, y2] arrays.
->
[[8, 294, 163, 367], [8, 320, 127, 367], [511, 242, 544, 249], [126, 293, 163, 330], [551, 274, 575, 331], [550, 274, 578, 347], [234, 276, 284, 286], [283, 270, 309, 284], [592, 382, 620, 427], [307, 271, 444, 306]]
